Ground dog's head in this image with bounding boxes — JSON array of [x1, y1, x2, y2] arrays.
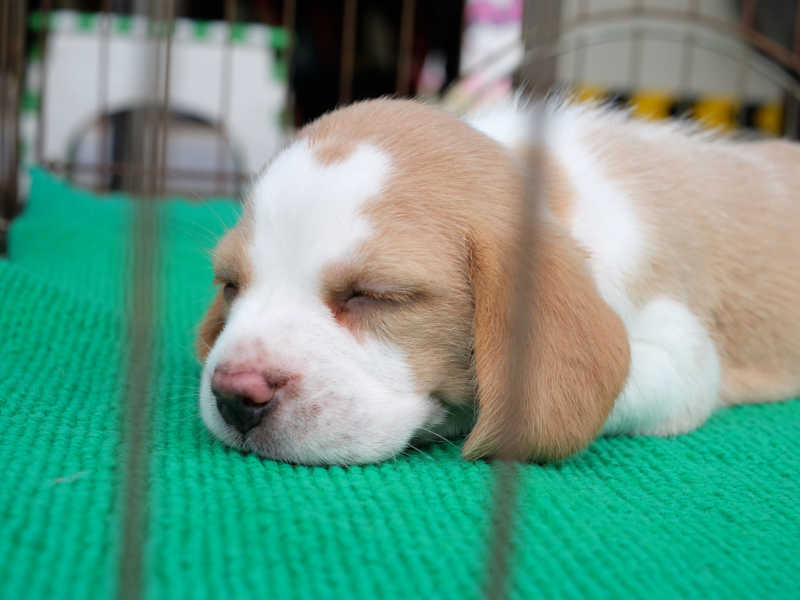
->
[[197, 99, 629, 464]]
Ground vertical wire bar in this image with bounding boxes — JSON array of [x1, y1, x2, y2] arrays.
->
[[13, 0, 25, 195], [521, 0, 559, 97], [35, 0, 51, 165], [217, 0, 236, 196], [783, 0, 800, 139], [628, 29, 643, 91], [395, 0, 416, 96], [140, 10, 164, 194], [483, 4, 558, 598], [116, 1, 173, 598], [156, 5, 174, 197], [484, 94, 549, 600], [339, 0, 357, 105], [736, 0, 757, 130], [574, 35, 586, 88], [282, 0, 297, 129], [98, 0, 111, 191], [679, 0, 699, 102], [785, 94, 800, 138], [793, 0, 800, 53], [1, 0, 9, 177], [629, 0, 643, 93], [786, 0, 800, 138], [741, 0, 757, 32], [0, 0, 13, 256], [574, 0, 588, 92]]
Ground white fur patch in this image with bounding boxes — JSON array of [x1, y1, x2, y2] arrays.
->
[[543, 112, 721, 437], [467, 99, 644, 323], [200, 140, 446, 464], [247, 141, 387, 289], [552, 134, 644, 323], [602, 298, 722, 437], [467, 97, 534, 149]]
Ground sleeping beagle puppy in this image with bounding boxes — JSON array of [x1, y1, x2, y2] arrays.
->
[[196, 97, 800, 464]]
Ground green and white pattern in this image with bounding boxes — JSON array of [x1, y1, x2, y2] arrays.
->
[[19, 10, 290, 197]]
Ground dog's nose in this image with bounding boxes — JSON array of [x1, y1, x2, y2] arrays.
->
[[211, 368, 285, 434]]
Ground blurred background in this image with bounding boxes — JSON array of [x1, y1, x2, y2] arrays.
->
[[3, 0, 800, 252], [2, 5, 800, 597]]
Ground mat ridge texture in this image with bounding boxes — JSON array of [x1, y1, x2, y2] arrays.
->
[[1, 168, 798, 599]]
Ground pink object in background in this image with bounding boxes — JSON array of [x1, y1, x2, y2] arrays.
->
[[439, 0, 522, 112], [465, 0, 523, 25]]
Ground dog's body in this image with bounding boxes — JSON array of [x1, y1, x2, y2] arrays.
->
[[197, 98, 799, 464]]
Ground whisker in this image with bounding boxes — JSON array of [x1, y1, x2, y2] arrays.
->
[[205, 203, 239, 233], [418, 426, 458, 449], [169, 220, 225, 244], [404, 443, 433, 460]]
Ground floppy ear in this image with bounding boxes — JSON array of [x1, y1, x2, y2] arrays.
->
[[196, 292, 226, 362], [463, 218, 630, 462]]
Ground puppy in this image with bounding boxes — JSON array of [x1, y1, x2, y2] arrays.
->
[[196, 97, 800, 465]]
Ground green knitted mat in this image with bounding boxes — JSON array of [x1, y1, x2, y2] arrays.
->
[[1, 168, 798, 599]]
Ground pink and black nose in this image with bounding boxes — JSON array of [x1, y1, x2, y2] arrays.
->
[[211, 367, 286, 434]]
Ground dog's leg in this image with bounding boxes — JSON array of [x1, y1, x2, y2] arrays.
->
[[601, 297, 722, 437]]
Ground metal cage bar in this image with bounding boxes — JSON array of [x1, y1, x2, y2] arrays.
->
[[483, 4, 560, 599], [116, 2, 176, 599], [339, 0, 358, 105], [0, 0, 26, 256], [396, 0, 416, 96]]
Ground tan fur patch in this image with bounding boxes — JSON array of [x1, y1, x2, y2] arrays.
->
[[196, 217, 253, 361], [581, 122, 800, 404], [212, 223, 253, 289], [196, 293, 227, 361], [312, 141, 358, 165]]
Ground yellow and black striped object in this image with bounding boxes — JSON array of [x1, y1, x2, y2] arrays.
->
[[573, 85, 784, 136]]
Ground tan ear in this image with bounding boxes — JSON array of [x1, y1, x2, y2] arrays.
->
[[196, 292, 226, 362], [463, 219, 630, 462]]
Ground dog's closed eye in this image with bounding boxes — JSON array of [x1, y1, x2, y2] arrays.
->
[[330, 285, 424, 323], [213, 275, 239, 303], [344, 287, 418, 307], [342, 289, 378, 311], [222, 282, 239, 303]]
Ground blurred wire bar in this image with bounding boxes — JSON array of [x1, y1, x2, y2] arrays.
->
[[339, 0, 357, 105], [0, 0, 26, 256], [116, 1, 175, 599], [396, 0, 416, 96], [281, 0, 296, 126], [483, 3, 560, 599], [217, 0, 237, 196]]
